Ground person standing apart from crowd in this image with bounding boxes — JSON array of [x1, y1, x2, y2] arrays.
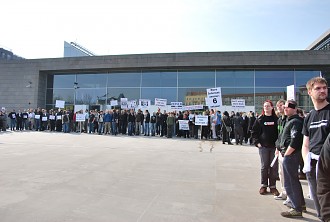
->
[[302, 77, 330, 220], [279, 100, 306, 218], [252, 100, 279, 196]]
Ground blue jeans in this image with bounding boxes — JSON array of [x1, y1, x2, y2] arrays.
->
[[144, 122, 150, 135], [135, 122, 141, 135], [283, 153, 305, 212], [98, 122, 104, 134], [111, 122, 117, 135], [258, 147, 277, 188], [63, 122, 69, 133], [10, 119, 16, 130], [128, 122, 134, 135], [306, 163, 321, 217], [150, 123, 156, 135], [35, 119, 40, 131], [89, 122, 94, 133]]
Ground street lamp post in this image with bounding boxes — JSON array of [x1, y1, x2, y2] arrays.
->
[[73, 82, 79, 108]]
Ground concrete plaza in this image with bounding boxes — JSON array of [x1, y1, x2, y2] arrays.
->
[[0, 131, 320, 222]]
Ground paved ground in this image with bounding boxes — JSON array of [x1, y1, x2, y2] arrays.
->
[[0, 131, 320, 222]]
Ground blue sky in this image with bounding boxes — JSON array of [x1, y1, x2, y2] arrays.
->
[[1, 0, 329, 59]]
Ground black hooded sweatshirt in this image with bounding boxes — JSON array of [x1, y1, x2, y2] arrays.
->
[[252, 114, 278, 148]]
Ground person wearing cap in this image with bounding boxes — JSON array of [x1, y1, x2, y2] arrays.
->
[[279, 100, 306, 218]]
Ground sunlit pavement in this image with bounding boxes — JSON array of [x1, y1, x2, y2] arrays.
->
[[0, 131, 319, 222]]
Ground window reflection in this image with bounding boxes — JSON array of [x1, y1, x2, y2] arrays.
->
[[295, 71, 320, 87], [221, 88, 255, 106], [178, 71, 215, 87], [141, 88, 177, 104], [75, 88, 106, 105], [76, 74, 107, 88], [108, 72, 141, 87], [216, 70, 254, 87], [142, 71, 177, 87], [178, 88, 208, 105], [107, 88, 140, 101], [52, 74, 76, 88], [256, 70, 294, 87], [50, 89, 74, 104]]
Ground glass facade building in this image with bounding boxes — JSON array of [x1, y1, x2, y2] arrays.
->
[[46, 69, 321, 112]]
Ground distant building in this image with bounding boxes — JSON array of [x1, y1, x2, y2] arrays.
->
[[0, 47, 24, 61], [1, 32, 330, 113], [307, 29, 330, 51], [64, 41, 96, 57]]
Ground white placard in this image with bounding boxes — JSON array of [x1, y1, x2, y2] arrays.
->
[[139, 99, 151, 108], [287, 85, 295, 101], [231, 99, 246, 108], [128, 100, 137, 109], [121, 98, 128, 109], [179, 120, 189, 130], [110, 100, 118, 107], [194, 115, 208, 126], [49, 115, 56, 120], [35, 115, 40, 120], [207, 87, 222, 108], [42, 116, 48, 122], [56, 115, 62, 120], [189, 114, 194, 121], [76, 114, 85, 122], [170, 102, 183, 112], [55, 100, 65, 108], [184, 105, 204, 111], [155, 98, 167, 107]]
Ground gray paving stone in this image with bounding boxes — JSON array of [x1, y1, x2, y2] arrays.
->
[[0, 131, 319, 222]]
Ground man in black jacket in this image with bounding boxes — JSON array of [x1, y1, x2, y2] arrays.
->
[[279, 100, 305, 218], [318, 134, 330, 222]]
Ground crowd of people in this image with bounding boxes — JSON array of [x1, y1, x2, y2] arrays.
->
[[0, 77, 329, 221], [0, 106, 258, 145]]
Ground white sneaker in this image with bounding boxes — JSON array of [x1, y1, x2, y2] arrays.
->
[[283, 199, 291, 205], [274, 192, 287, 200]]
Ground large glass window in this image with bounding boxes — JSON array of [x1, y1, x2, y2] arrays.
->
[[141, 88, 177, 104], [108, 72, 141, 87], [141, 71, 177, 87], [255, 70, 294, 87], [76, 74, 107, 88], [294, 70, 321, 88], [51, 74, 76, 89], [178, 71, 215, 87], [221, 88, 255, 106], [178, 88, 208, 105], [107, 88, 140, 101], [47, 89, 74, 105], [216, 70, 254, 87], [75, 88, 107, 105]]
